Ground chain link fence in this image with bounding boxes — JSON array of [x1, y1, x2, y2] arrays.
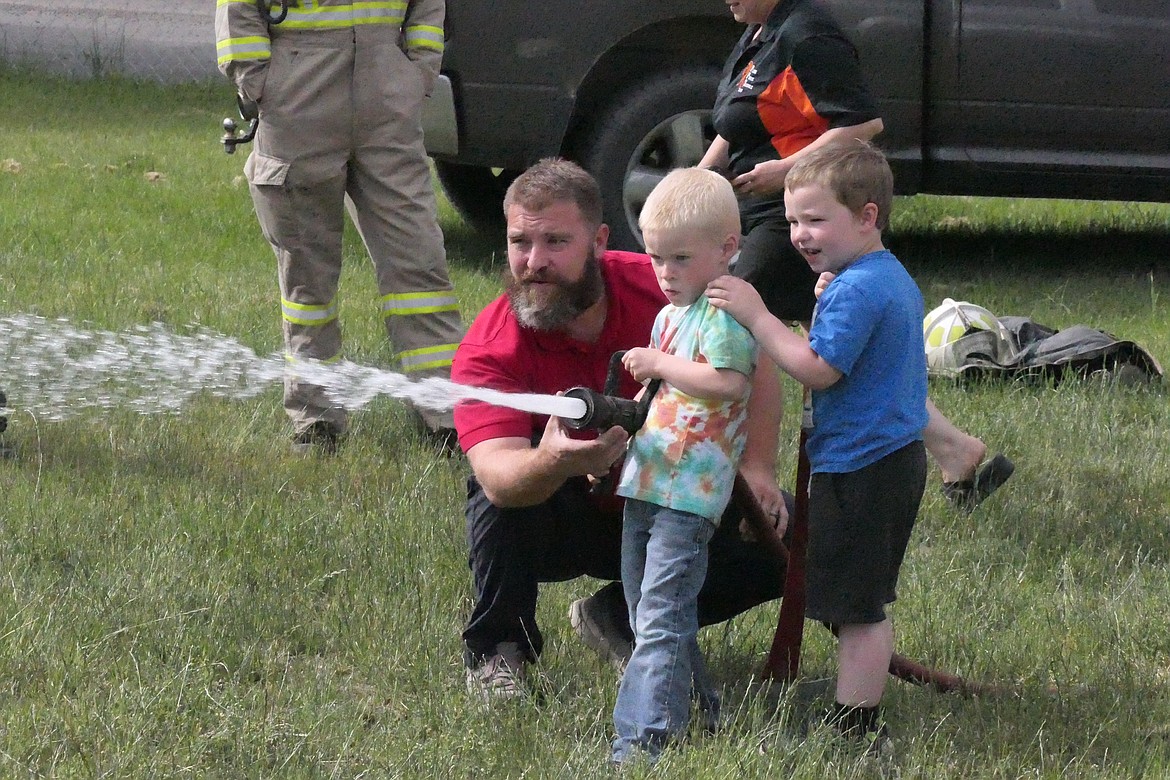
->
[[0, 1, 217, 83]]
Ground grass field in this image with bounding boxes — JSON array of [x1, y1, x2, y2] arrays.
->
[[1, 69, 1169, 778]]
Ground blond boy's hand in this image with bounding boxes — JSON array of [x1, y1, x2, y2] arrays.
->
[[621, 347, 662, 384], [706, 274, 769, 332]]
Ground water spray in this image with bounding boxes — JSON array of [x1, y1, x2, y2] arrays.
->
[[0, 314, 587, 425]]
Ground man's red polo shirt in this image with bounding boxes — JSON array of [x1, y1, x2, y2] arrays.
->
[[452, 250, 667, 453]]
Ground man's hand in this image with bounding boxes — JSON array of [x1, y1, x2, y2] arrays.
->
[[738, 460, 789, 540], [466, 413, 630, 507], [706, 274, 769, 332], [540, 412, 630, 481], [621, 347, 662, 384]]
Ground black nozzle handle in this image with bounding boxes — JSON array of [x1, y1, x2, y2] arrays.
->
[[604, 350, 627, 396]]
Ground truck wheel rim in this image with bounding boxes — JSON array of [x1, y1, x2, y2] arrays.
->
[[620, 109, 714, 247]]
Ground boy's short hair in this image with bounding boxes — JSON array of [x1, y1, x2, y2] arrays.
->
[[784, 140, 895, 230], [638, 167, 741, 240], [504, 157, 603, 229]]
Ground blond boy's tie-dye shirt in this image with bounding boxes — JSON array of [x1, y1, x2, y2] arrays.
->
[[616, 296, 756, 523]]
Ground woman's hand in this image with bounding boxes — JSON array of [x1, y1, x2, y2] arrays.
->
[[730, 159, 790, 198]]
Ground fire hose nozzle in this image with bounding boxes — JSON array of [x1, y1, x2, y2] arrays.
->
[[560, 386, 648, 436]]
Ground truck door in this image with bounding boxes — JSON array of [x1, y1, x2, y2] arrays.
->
[[947, 0, 1170, 200], [829, 0, 927, 193]]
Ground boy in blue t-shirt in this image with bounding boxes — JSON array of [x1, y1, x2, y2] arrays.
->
[[611, 167, 757, 764], [708, 140, 928, 748]]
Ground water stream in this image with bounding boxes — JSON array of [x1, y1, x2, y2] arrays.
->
[[0, 314, 586, 422]]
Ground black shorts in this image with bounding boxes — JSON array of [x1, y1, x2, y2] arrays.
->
[[805, 441, 927, 625], [732, 218, 818, 324]]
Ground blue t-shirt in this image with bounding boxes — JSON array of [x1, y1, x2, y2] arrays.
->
[[806, 250, 928, 473], [617, 296, 757, 522]]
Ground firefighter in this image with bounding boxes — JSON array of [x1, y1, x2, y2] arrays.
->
[[215, 0, 464, 454]]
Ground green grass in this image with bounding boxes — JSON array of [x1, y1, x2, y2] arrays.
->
[[1, 67, 1170, 778]]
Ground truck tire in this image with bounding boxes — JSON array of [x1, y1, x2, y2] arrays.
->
[[578, 67, 720, 251], [433, 161, 519, 235]]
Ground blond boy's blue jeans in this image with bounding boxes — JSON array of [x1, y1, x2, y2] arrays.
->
[[612, 499, 719, 762]]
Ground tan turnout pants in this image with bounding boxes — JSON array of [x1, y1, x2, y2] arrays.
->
[[244, 25, 463, 434]]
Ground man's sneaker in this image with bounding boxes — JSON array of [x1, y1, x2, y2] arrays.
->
[[570, 592, 633, 670], [465, 641, 528, 702], [290, 421, 341, 456]]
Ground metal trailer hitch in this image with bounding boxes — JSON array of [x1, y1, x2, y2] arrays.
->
[[220, 94, 259, 155], [219, 0, 288, 154]]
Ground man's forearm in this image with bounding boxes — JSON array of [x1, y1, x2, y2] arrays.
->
[[741, 354, 781, 473], [467, 422, 628, 508], [469, 441, 574, 507]]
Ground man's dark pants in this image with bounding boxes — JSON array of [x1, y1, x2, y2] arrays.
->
[[462, 474, 791, 665]]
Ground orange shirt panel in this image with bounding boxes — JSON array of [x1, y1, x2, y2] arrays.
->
[[757, 66, 830, 159]]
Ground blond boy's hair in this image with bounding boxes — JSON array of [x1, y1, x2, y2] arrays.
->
[[784, 140, 895, 230], [639, 167, 741, 240]]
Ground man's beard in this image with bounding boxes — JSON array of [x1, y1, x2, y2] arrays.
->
[[505, 251, 604, 331]]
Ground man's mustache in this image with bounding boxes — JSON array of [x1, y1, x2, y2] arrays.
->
[[517, 269, 555, 285]]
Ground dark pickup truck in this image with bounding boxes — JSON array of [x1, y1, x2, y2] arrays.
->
[[422, 0, 1170, 250]]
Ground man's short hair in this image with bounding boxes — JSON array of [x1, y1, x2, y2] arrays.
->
[[639, 167, 741, 239], [503, 158, 604, 229], [784, 140, 895, 230]]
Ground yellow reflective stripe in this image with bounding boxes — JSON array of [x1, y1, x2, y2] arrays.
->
[[282, 297, 339, 326], [380, 291, 459, 317], [397, 343, 457, 372], [404, 25, 444, 52], [217, 35, 271, 64], [217, 0, 255, 7], [284, 352, 342, 365], [282, 2, 406, 28]]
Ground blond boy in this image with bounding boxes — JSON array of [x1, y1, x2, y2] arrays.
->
[[611, 168, 757, 763]]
